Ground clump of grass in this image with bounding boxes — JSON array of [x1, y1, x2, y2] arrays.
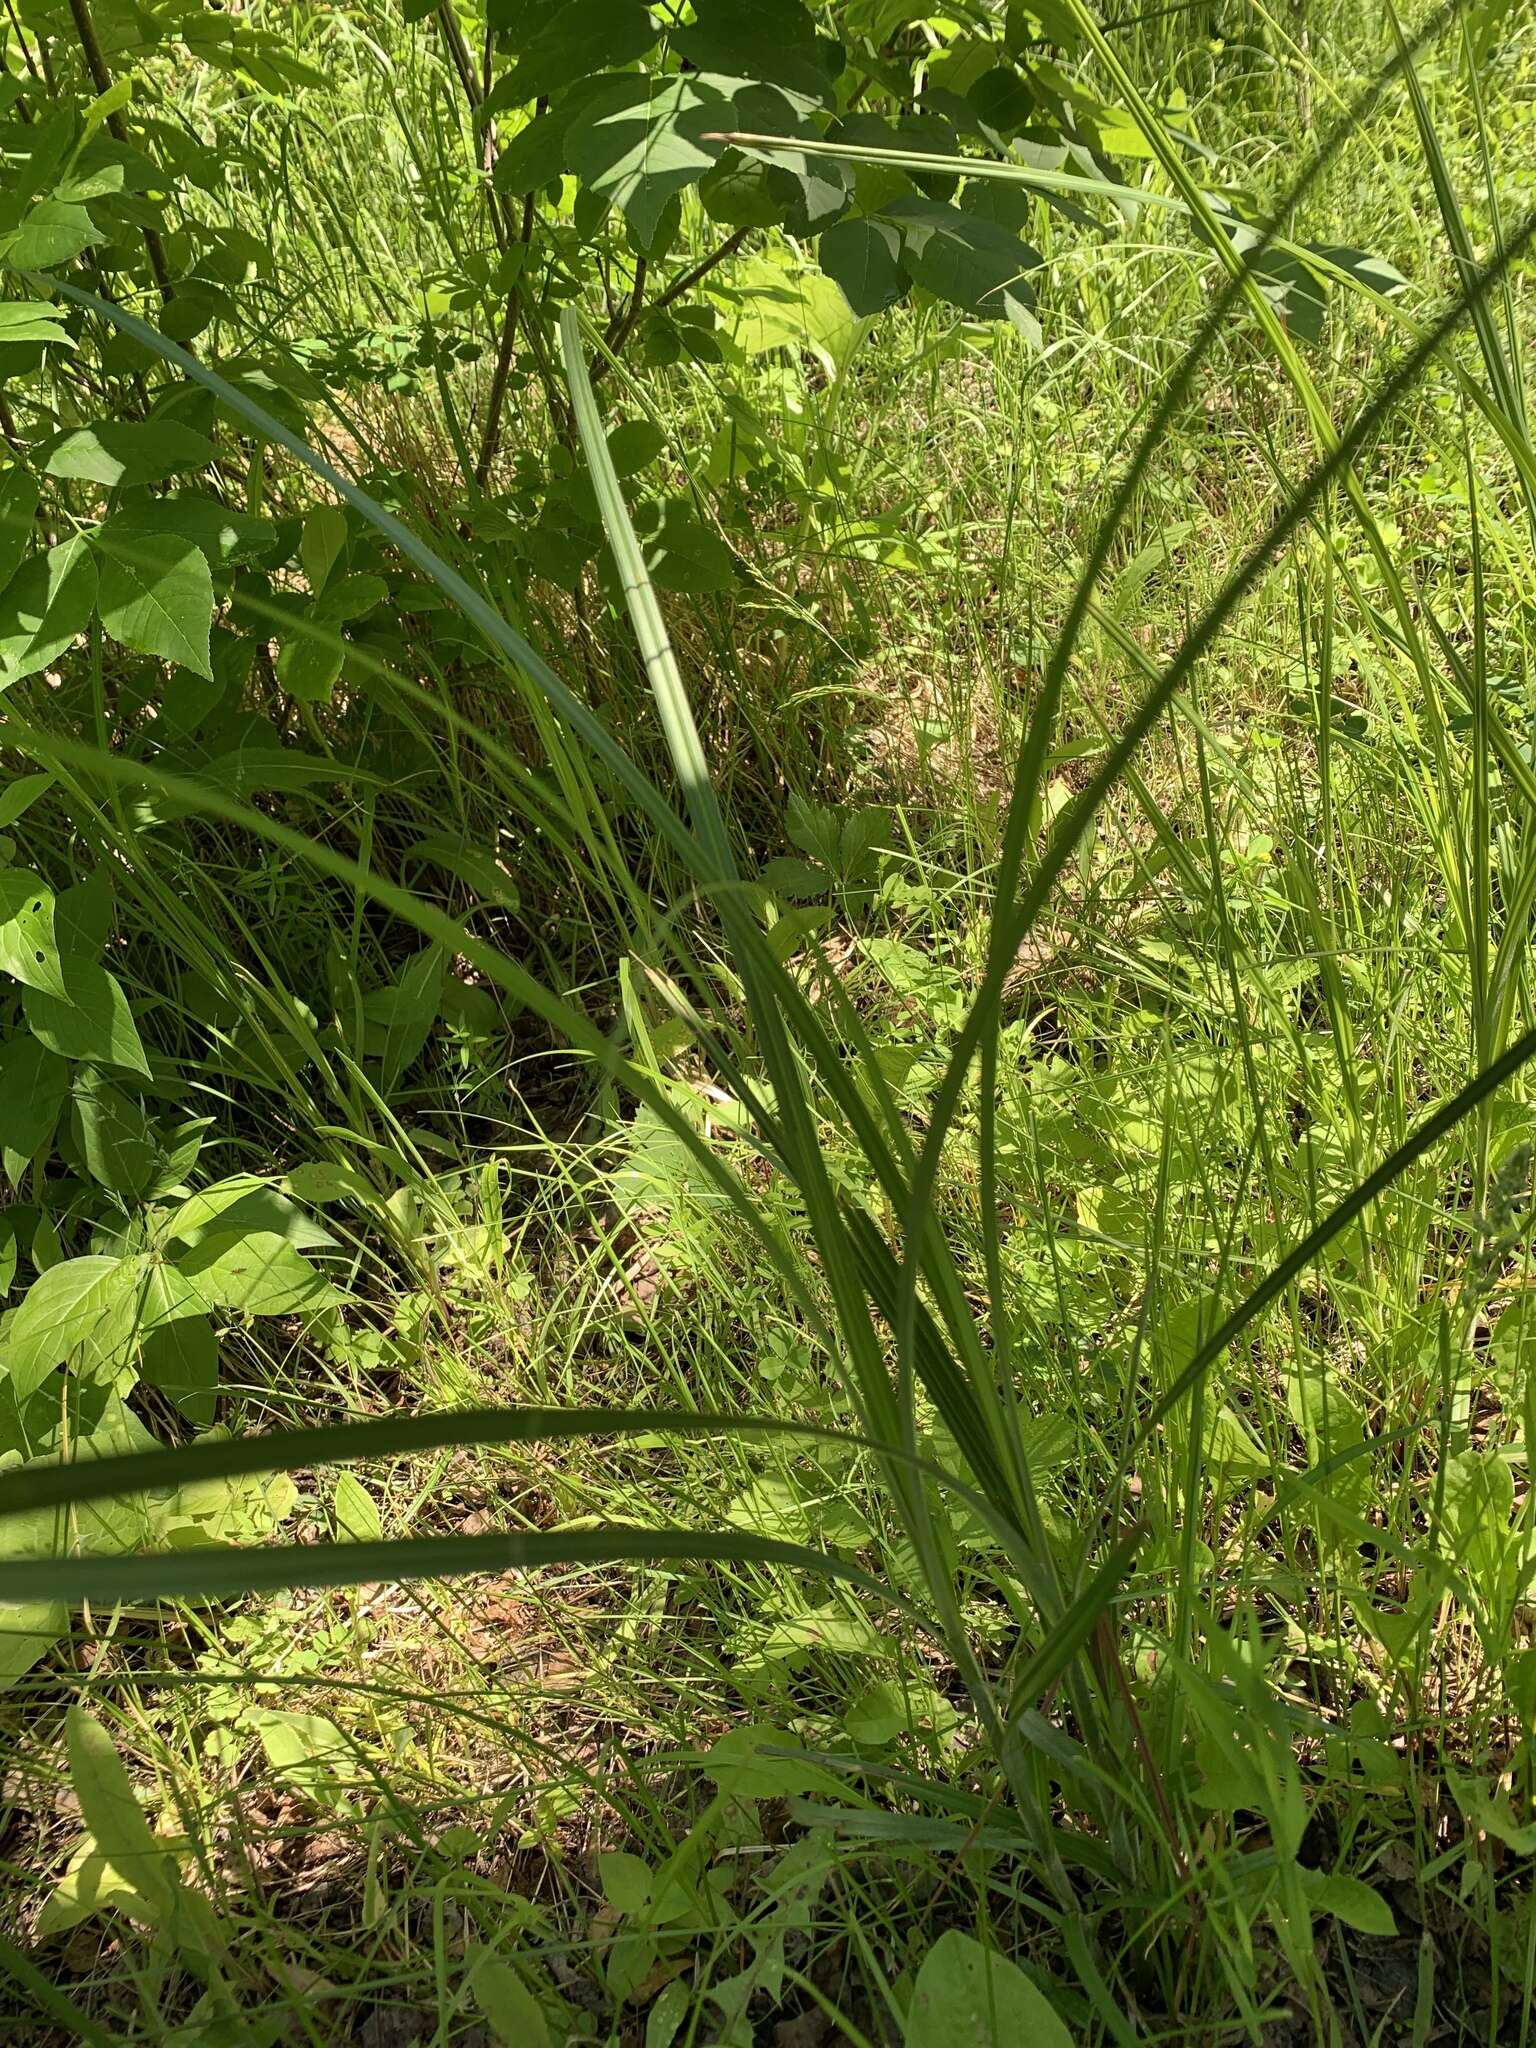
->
[[10, 2, 1536, 2041]]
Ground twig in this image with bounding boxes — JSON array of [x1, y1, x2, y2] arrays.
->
[[435, 0, 481, 108], [590, 226, 750, 386], [66, 0, 175, 306], [603, 254, 647, 352], [474, 187, 537, 489], [650, 224, 750, 316], [3, 0, 43, 88]]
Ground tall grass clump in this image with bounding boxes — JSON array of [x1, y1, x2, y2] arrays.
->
[[5, 0, 1536, 2037]]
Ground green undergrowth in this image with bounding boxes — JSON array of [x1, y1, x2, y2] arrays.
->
[[5, 0, 1536, 2042]]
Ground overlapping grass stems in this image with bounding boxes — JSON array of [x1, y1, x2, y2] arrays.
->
[[4, 0, 1536, 1989]]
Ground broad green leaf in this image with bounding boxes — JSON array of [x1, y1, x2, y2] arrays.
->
[[598, 1851, 653, 1917], [0, 770, 53, 831], [703, 1724, 847, 1801], [0, 200, 101, 269], [284, 1161, 378, 1206], [492, 113, 568, 197], [1006, 0, 1086, 47], [101, 496, 276, 570], [699, 150, 793, 231], [907, 1929, 1073, 2048], [634, 495, 736, 595], [1247, 248, 1328, 345], [71, 1066, 157, 1200], [568, 73, 739, 246], [46, 421, 217, 489], [84, 76, 133, 133], [968, 65, 1036, 142], [250, 1707, 351, 1789], [165, 1174, 335, 1252], [833, 110, 958, 200], [0, 1034, 67, 1178], [137, 1292, 218, 1428], [36, 1836, 146, 1937], [607, 420, 667, 477], [275, 619, 344, 703], [709, 88, 849, 234], [1308, 242, 1408, 299], [314, 571, 387, 623], [95, 529, 215, 678], [173, 1230, 334, 1315], [5, 1256, 138, 1402], [884, 194, 1040, 324], [362, 946, 445, 1090], [65, 1708, 179, 1922], [844, 1680, 907, 1745], [300, 503, 347, 594], [671, 0, 844, 103], [819, 215, 907, 314], [0, 1602, 68, 1690], [0, 301, 73, 347], [333, 1472, 382, 1544], [0, 868, 65, 998], [23, 958, 149, 1076], [1295, 1866, 1397, 1937], [716, 251, 858, 377], [0, 467, 37, 593], [1205, 1403, 1272, 1479], [496, 1, 656, 102], [0, 537, 97, 686], [471, 1951, 552, 2048], [755, 1602, 883, 1663], [645, 1979, 689, 2048]]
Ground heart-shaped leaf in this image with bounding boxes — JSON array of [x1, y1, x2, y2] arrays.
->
[[95, 529, 215, 677]]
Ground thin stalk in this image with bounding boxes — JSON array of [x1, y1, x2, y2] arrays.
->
[[65, 0, 174, 304], [475, 187, 536, 489]]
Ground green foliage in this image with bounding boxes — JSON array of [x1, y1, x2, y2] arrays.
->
[[0, 0, 1532, 2041], [907, 1930, 1073, 2046]]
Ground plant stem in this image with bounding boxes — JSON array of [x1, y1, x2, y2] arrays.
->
[[435, 0, 481, 108], [601, 254, 647, 354], [2, 0, 44, 89], [654, 224, 749, 311], [65, 0, 174, 304], [590, 226, 750, 386], [474, 189, 537, 489]]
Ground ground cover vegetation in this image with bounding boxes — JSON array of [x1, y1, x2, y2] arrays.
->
[[1, 0, 1535, 2039]]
